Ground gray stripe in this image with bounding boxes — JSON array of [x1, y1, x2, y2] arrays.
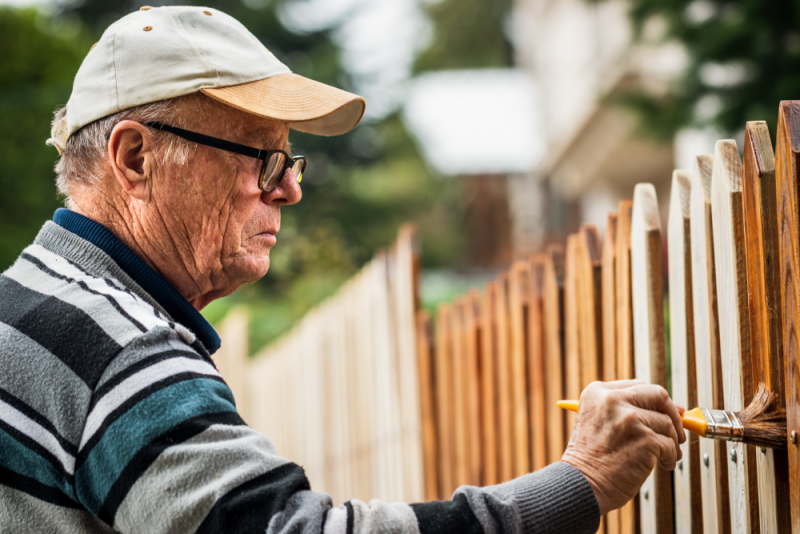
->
[[0, 485, 114, 534], [347, 500, 419, 534], [5, 257, 145, 347], [33, 222, 171, 321], [0, 322, 90, 445], [95, 326, 198, 392], [114, 424, 287, 534]]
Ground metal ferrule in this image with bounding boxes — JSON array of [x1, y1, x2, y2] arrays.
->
[[701, 408, 744, 441]]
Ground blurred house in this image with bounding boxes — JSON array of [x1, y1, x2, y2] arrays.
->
[[405, 0, 693, 265], [403, 69, 543, 268], [512, 0, 687, 246]]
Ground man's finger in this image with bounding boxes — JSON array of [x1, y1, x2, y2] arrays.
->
[[621, 384, 670, 410], [601, 379, 646, 390], [654, 432, 679, 471], [620, 385, 685, 443], [639, 410, 680, 449]]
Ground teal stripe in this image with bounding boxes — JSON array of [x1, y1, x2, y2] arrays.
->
[[0, 424, 76, 500], [75, 378, 236, 514]]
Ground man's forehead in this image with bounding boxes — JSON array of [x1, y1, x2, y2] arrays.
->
[[242, 123, 289, 145], [187, 93, 290, 147]]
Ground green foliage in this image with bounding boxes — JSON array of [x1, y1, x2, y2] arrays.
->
[[0, 8, 92, 270], [596, 0, 800, 138], [415, 0, 513, 72]]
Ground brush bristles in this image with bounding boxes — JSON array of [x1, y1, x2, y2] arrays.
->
[[737, 383, 787, 450]]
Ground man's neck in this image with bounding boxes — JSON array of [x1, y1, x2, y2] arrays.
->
[[69, 195, 214, 310]]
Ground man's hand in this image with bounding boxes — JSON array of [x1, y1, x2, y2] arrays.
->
[[560, 380, 685, 515]]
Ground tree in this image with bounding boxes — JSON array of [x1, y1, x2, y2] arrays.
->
[[0, 8, 91, 270], [415, 0, 513, 72], [601, 0, 800, 139]]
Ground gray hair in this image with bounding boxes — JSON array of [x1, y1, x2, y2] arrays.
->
[[53, 95, 200, 207]]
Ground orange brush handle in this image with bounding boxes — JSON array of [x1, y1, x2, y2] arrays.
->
[[556, 400, 708, 437]]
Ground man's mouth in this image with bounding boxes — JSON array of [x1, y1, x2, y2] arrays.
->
[[254, 230, 278, 245], [257, 226, 279, 237]]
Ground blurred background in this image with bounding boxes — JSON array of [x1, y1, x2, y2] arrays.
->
[[1, 0, 797, 352]]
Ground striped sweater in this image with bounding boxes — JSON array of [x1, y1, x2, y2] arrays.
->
[[0, 210, 600, 534]]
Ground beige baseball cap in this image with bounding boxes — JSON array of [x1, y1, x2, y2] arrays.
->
[[47, 5, 366, 153]]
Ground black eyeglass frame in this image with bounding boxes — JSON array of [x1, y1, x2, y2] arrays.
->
[[136, 121, 305, 193]]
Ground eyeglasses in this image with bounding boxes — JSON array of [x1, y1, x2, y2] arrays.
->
[[142, 122, 306, 193]]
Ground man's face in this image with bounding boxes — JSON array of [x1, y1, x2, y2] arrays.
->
[[148, 96, 301, 303]]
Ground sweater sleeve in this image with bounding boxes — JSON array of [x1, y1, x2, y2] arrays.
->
[[322, 463, 600, 534], [76, 328, 599, 534]]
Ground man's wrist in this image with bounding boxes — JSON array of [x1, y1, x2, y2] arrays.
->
[[484, 462, 601, 534], [560, 452, 610, 516]]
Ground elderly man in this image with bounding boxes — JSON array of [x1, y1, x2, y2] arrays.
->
[[0, 6, 685, 534]]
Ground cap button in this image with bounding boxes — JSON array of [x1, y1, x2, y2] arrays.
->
[[90, 42, 97, 50], [143, 26, 153, 31], [203, 10, 212, 15], [139, 6, 153, 10]]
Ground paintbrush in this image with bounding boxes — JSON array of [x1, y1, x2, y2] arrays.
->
[[557, 384, 787, 450]]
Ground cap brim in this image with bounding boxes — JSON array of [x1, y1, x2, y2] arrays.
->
[[201, 73, 365, 136]]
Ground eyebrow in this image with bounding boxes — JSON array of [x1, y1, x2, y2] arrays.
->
[[245, 132, 293, 156]]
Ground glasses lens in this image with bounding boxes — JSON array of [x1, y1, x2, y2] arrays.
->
[[261, 152, 288, 192], [292, 158, 306, 183], [258, 159, 268, 190]]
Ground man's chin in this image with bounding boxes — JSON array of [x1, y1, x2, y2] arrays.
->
[[225, 256, 270, 287]]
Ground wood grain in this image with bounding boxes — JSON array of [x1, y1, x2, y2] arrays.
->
[[416, 311, 438, 501], [542, 244, 567, 465], [434, 304, 455, 498], [602, 213, 621, 534], [667, 169, 703, 534], [577, 223, 605, 534], [564, 234, 581, 438], [775, 100, 800, 532], [452, 298, 469, 488], [495, 272, 515, 482], [508, 261, 531, 477], [741, 121, 792, 532], [602, 213, 619, 384], [710, 139, 760, 534], [577, 224, 604, 390], [480, 282, 499, 486], [690, 154, 732, 534], [616, 201, 635, 382], [575, 227, 608, 533], [464, 291, 483, 487], [631, 183, 673, 534], [394, 225, 425, 503], [615, 200, 639, 534], [528, 254, 548, 472]]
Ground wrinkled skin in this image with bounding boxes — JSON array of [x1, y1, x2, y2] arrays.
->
[[561, 380, 685, 515], [70, 93, 301, 310]]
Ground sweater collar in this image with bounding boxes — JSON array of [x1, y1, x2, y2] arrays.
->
[[53, 208, 221, 354]]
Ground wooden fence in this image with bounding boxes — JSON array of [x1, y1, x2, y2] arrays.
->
[[213, 102, 800, 533]]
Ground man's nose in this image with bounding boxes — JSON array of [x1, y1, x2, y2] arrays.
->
[[263, 167, 302, 205]]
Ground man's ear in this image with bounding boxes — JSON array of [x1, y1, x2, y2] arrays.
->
[[107, 120, 156, 200]]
